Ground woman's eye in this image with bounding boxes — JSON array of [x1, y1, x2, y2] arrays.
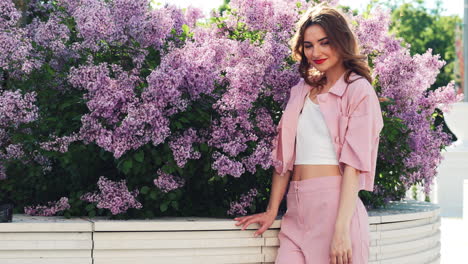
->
[[304, 45, 312, 49], [322, 41, 330, 46]]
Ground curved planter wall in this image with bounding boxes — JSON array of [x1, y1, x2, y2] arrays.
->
[[0, 200, 439, 264]]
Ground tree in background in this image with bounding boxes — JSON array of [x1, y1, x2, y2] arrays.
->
[[371, 0, 462, 90]]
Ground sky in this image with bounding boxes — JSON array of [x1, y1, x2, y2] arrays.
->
[[155, 0, 464, 18]]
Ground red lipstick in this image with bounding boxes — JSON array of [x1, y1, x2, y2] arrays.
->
[[313, 58, 328, 64]]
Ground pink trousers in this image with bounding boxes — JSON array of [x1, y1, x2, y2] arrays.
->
[[275, 176, 370, 264]]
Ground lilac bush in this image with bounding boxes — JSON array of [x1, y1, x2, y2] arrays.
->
[[352, 8, 462, 205], [0, 0, 461, 218]]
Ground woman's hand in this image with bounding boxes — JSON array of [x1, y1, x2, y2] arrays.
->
[[329, 226, 353, 264], [233, 209, 277, 237]]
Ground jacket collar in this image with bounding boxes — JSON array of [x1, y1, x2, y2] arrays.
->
[[303, 71, 352, 97]]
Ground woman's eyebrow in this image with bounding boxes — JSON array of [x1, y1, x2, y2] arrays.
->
[[303, 37, 328, 44]]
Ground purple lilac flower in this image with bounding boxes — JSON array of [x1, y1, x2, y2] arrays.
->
[[169, 128, 201, 168], [184, 6, 204, 28], [352, 7, 391, 55], [242, 140, 274, 174], [71, 0, 118, 51], [32, 151, 53, 173], [67, 62, 150, 158], [227, 188, 258, 216], [153, 169, 185, 193], [4, 144, 24, 159], [209, 114, 258, 157], [28, 14, 70, 53], [0, 1, 42, 76], [24, 197, 70, 216], [212, 151, 245, 178], [0, 1, 21, 30], [132, 8, 174, 49], [81, 176, 142, 215], [0, 90, 38, 128], [40, 133, 80, 153], [227, 0, 303, 33]]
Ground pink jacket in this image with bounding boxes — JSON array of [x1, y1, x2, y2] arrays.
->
[[271, 72, 384, 192]]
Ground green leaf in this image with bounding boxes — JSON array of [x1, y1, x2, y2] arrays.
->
[[141, 186, 150, 195], [88, 210, 96, 218], [134, 151, 144, 163], [160, 203, 168, 212], [171, 201, 179, 210], [168, 192, 176, 200], [150, 190, 157, 200], [183, 23, 191, 33], [200, 143, 208, 152], [250, 204, 256, 213], [122, 159, 133, 174], [85, 204, 94, 211]]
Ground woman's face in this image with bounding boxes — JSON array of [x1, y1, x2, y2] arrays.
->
[[303, 24, 342, 74]]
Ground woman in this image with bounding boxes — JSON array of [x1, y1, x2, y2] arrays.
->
[[233, 4, 383, 264]]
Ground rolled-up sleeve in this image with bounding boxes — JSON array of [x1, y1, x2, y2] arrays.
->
[[338, 85, 383, 191], [271, 116, 284, 174]]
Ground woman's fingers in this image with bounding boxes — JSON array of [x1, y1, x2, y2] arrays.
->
[[254, 221, 270, 237], [241, 216, 258, 230], [234, 215, 254, 226], [233, 215, 249, 224]]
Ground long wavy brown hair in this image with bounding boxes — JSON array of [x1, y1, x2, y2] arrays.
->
[[289, 4, 371, 90]]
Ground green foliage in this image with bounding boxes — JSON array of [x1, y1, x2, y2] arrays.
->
[[373, 0, 462, 90]]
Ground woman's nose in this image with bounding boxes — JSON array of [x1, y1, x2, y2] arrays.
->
[[312, 46, 321, 58]]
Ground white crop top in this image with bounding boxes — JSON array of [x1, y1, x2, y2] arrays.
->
[[294, 93, 339, 165]]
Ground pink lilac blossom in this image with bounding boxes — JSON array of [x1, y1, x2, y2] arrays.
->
[[0, 0, 21, 30], [227, 188, 258, 216], [81, 176, 142, 215], [254, 107, 276, 135], [40, 133, 80, 153], [227, 0, 306, 34], [4, 144, 24, 159], [208, 114, 258, 157], [67, 62, 152, 158], [242, 139, 274, 174], [24, 197, 70, 216], [32, 150, 53, 173], [212, 151, 245, 178], [0, 2, 41, 76], [184, 6, 204, 28], [0, 90, 38, 128], [169, 128, 201, 168], [153, 169, 185, 193], [28, 14, 70, 53], [0, 29, 41, 76], [70, 0, 118, 51], [0, 91, 38, 180], [352, 7, 392, 55], [132, 8, 175, 49]]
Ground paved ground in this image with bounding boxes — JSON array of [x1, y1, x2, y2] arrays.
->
[[440, 217, 468, 263]]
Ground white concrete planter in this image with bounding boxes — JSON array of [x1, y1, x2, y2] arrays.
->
[[0, 200, 439, 264]]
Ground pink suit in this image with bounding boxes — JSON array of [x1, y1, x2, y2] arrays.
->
[[271, 72, 384, 263]]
